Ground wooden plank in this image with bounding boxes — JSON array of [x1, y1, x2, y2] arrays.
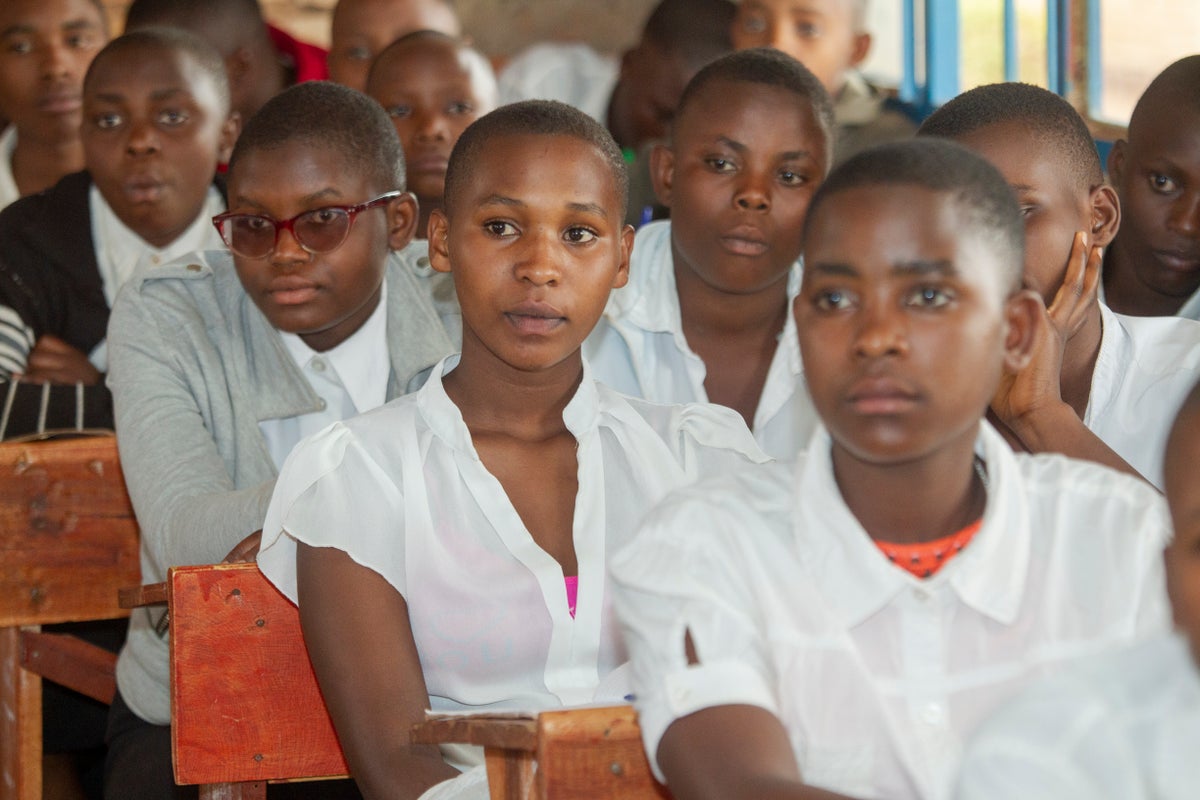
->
[[169, 564, 349, 786], [119, 582, 167, 609], [413, 715, 539, 752], [18, 630, 117, 704], [0, 437, 140, 627], [536, 707, 670, 800], [0, 626, 41, 800], [484, 748, 535, 800]]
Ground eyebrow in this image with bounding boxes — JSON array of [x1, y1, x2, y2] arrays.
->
[[1, 18, 101, 38], [567, 201, 610, 219], [893, 259, 958, 277], [714, 136, 813, 162], [234, 188, 344, 211]]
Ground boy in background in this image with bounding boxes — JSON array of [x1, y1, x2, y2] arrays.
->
[[0, 0, 108, 210], [585, 48, 831, 460], [732, 0, 916, 164], [0, 29, 235, 418], [611, 138, 1170, 800], [328, 0, 461, 92], [919, 82, 1200, 488], [1104, 56, 1200, 320], [956, 378, 1200, 800], [366, 31, 496, 239]]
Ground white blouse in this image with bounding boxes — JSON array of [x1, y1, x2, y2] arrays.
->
[[611, 422, 1171, 800], [257, 356, 765, 732], [584, 220, 818, 460]]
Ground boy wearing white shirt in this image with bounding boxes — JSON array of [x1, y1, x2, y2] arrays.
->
[[104, 81, 454, 799], [0, 28, 236, 391], [956, 379, 1200, 800], [256, 100, 767, 800], [919, 82, 1200, 488], [585, 48, 833, 459], [610, 139, 1171, 800]]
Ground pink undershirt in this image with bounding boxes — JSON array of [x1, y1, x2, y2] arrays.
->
[[565, 576, 578, 618]]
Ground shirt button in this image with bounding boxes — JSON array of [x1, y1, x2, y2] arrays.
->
[[920, 703, 945, 725], [316, 399, 327, 411], [186, 263, 202, 272], [150, 255, 162, 265], [912, 587, 930, 602], [311, 358, 326, 372]]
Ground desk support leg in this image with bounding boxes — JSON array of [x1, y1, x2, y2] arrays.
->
[[0, 626, 41, 800], [484, 748, 535, 800]]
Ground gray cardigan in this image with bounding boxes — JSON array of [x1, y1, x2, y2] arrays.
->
[[108, 247, 455, 724]]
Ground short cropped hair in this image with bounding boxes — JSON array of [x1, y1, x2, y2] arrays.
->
[[674, 48, 835, 165], [126, 0, 263, 29], [918, 82, 1102, 194], [84, 28, 231, 114], [444, 100, 628, 218], [642, 0, 735, 70], [1129, 55, 1200, 136], [228, 82, 405, 191], [804, 138, 1025, 291], [366, 29, 496, 102]]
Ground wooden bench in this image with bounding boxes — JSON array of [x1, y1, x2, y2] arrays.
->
[[158, 562, 668, 799], [0, 435, 140, 800]]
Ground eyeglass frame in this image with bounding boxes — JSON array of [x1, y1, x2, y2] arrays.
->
[[211, 190, 405, 258]]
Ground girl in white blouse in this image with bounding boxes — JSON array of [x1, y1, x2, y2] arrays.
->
[[256, 100, 767, 800]]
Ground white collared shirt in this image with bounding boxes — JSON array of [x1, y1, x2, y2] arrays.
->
[[89, 184, 225, 307], [957, 632, 1200, 800], [610, 423, 1171, 800], [497, 42, 618, 126], [258, 284, 390, 469], [1084, 303, 1200, 488], [257, 356, 767, 769], [0, 127, 19, 212], [584, 220, 818, 460]]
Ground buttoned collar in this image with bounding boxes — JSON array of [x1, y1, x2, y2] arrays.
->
[[791, 422, 1030, 629]]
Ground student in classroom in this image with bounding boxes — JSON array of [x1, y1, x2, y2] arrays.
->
[[731, 0, 916, 165], [328, 0, 462, 93], [610, 139, 1171, 800], [584, 48, 832, 460], [1103, 56, 1200, 320], [103, 82, 454, 799], [0, 0, 108, 212], [124, 0, 328, 127], [255, 100, 767, 800], [918, 82, 1200, 489], [955, 377, 1200, 796], [365, 30, 497, 241], [0, 28, 235, 418], [497, 0, 735, 225]]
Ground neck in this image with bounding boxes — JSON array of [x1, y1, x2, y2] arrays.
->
[[442, 333, 582, 441], [1060, 304, 1103, 417], [672, 247, 791, 338], [1102, 242, 1190, 317], [11, 133, 84, 197], [832, 430, 985, 545]]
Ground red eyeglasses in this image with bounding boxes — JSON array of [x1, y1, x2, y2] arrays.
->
[[212, 191, 402, 259]]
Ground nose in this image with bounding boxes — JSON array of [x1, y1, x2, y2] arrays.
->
[[1167, 191, 1200, 238], [270, 223, 310, 266], [413, 110, 449, 143], [125, 119, 160, 156], [39, 39, 71, 81], [734, 170, 771, 212], [513, 227, 562, 287], [853, 299, 908, 359], [767, 23, 799, 54]]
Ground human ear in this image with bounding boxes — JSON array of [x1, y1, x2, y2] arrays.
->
[[427, 209, 452, 274], [217, 111, 241, 164], [385, 191, 419, 251], [1001, 288, 1042, 374], [849, 32, 872, 69], [649, 143, 675, 207], [1088, 184, 1121, 248], [613, 224, 634, 290]]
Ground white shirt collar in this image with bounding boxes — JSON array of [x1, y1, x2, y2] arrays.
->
[[0, 127, 18, 212], [792, 422, 1029, 629], [278, 280, 390, 415], [89, 183, 225, 306]]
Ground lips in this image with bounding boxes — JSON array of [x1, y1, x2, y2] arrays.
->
[[845, 376, 920, 415], [36, 90, 81, 115], [504, 299, 566, 335], [266, 276, 321, 306], [719, 224, 770, 257], [123, 175, 166, 204], [1152, 248, 1200, 275], [407, 151, 450, 175]]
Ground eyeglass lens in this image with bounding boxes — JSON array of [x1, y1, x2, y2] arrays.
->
[[224, 208, 351, 258]]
